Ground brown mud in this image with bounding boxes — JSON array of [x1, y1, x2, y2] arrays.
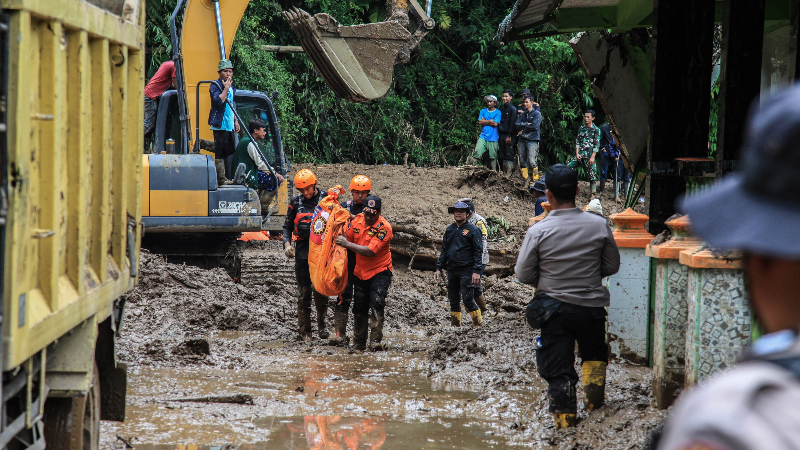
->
[[103, 165, 661, 449]]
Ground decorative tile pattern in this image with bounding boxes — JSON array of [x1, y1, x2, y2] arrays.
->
[[685, 268, 751, 386], [652, 259, 688, 408]]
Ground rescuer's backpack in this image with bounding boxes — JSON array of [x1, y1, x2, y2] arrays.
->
[[308, 186, 349, 296]]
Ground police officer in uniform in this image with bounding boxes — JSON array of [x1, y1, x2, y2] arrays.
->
[[334, 175, 372, 344], [283, 169, 329, 341], [656, 85, 800, 450]]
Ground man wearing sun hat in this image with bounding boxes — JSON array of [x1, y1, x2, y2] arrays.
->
[[655, 85, 800, 450]]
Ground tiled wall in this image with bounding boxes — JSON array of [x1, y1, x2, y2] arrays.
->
[[607, 248, 650, 364], [685, 268, 751, 385], [652, 259, 688, 407]]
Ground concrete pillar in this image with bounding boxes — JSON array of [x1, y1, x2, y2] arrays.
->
[[607, 208, 654, 365], [645, 215, 702, 409], [679, 247, 752, 386]]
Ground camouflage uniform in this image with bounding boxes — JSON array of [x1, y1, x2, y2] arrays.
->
[[568, 124, 601, 182]]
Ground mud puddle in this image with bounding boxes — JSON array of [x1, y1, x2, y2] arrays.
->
[[102, 332, 536, 449]]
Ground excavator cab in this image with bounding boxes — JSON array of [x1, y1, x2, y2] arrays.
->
[[283, 0, 435, 103]]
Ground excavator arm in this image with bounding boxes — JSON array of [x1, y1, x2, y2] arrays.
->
[[283, 0, 435, 103]]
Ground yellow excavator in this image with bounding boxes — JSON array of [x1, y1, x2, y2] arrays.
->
[[142, 0, 292, 276], [283, 0, 436, 103]]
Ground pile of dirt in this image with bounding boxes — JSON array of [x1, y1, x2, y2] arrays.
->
[[119, 248, 298, 367], [296, 163, 643, 273]]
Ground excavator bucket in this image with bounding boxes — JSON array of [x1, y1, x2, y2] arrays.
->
[[283, 8, 414, 103]]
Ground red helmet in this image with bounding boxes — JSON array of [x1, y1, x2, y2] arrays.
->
[[349, 175, 371, 191], [294, 169, 317, 189]]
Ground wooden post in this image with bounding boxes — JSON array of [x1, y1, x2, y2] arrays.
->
[[717, 0, 766, 179], [647, 0, 715, 234]]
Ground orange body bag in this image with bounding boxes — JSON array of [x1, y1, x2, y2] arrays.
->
[[307, 186, 349, 296]]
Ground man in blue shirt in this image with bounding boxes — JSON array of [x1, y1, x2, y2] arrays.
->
[[209, 59, 241, 186], [472, 95, 502, 171]]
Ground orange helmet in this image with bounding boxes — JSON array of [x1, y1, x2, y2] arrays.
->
[[294, 169, 317, 189], [350, 175, 371, 191]]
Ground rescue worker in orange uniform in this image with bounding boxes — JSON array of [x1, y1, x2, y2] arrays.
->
[[333, 175, 371, 345], [283, 169, 330, 340], [335, 195, 393, 352]]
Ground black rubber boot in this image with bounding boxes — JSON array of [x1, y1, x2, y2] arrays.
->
[[296, 286, 312, 341], [333, 308, 349, 344], [598, 179, 605, 193], [352, 314, 368, 351], [313, 291, 329, 339], [369, 309, 385, 351]]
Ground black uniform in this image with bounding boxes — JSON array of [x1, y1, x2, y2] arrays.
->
[[497, 102, 518, 163], [283, 189, 329, 338], [436, 222, 482, 313]]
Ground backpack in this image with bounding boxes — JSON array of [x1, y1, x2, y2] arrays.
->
[[307, 186, 350, 296]]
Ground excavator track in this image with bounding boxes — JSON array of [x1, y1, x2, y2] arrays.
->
[[142, 233, 243, 280]]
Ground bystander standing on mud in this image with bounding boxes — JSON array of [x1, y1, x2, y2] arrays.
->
[[498, 89, 518, 176], [515, 164, 619, 429], [568, 109, 601, 194], [473, 95, 502, 171], [459, 198, 489, 314], [283, 169, 330, 341], [515, 97, 543, 188], [334, 175, 372, 345], [655, 84, 800, 450], [434, 201, 483, 327], [336, 195, 393, 352]]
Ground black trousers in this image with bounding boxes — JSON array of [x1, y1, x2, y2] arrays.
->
[[498, 133, 514, 162], [446, 268, 479, 313], [353, 270, 392, 317], [338, 250, 358, 312], [536, 302, 608, 414]]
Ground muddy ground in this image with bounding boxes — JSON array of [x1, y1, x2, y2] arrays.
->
[[101, 165, 662, 449]]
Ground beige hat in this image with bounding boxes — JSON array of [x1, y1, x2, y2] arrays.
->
[[585, 199, 603, 216]]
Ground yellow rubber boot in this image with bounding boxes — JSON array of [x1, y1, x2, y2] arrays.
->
[[469, 309, 483, 326], [582, 361, 607, 412], [449, 312, 462, 327], [531, 166, 539, 181], [552, 413, 576, 430]]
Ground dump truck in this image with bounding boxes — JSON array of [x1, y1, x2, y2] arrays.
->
[[0, 0, 144, 448], [141, 0, 291, 277], [283, 0, 436, 103]]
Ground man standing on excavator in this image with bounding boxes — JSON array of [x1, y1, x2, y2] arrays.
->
[[209, 59, 240, 186], [336, 196, 393, 352], [284, 169, 330, 341], [333, 175, 372, 344]]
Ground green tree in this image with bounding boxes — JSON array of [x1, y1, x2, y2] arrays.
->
[[146, 0, 599, 167]]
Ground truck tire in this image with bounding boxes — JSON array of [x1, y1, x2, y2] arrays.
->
[[43, 364, 101, 450]]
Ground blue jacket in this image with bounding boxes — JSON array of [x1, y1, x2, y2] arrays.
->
[[208, 78, 237, 129], [515, 107, 542, 141]]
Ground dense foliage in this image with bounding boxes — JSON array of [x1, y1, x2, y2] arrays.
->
[[146, 0, 599, 167]]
